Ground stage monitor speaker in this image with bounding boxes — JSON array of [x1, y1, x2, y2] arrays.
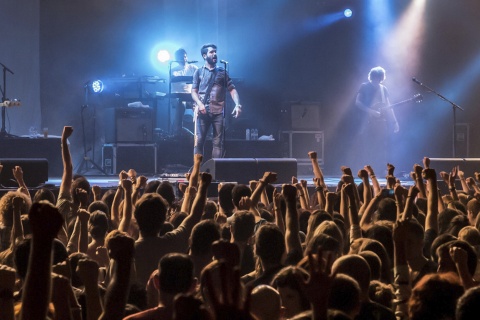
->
[[105, 107, 153, 143], [200, 158, 297, 184], [0, 158, 48, 187]]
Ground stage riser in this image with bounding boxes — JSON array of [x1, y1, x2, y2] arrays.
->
[[200, 158, 297, 184]]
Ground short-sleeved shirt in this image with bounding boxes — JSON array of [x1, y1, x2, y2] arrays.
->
[[357, 82, 389, 111], [192, 66, 235, 114]]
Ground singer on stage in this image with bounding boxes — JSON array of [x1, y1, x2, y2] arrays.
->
[[355, 66, 399, 170], [191, 43, 242, 158]]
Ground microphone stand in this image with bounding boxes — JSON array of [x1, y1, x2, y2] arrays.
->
[[221, 60, 228, 158], [0, 62, 16, 139], [413, 78, 464, 157], [75, 84, 108, 175]]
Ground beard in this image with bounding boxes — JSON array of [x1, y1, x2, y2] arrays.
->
[[206, 56, 216, 65]]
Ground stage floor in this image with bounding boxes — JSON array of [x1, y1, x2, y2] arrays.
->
[[44, 174, 415, 190]]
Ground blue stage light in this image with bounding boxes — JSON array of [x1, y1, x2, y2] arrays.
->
[[91, 80, 104, 93], [157, 50, 170, 63], [344, 9, 353, 18]]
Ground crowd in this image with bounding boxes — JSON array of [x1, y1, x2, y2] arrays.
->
[[1, 125, 480, 319]]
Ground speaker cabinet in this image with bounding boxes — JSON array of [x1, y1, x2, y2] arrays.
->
[[0, 158, 48, 187], [105, 107, 153, 143], [200, 158, 297, 184], [102, 144, 157, 174]]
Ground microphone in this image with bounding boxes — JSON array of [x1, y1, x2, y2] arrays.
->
[[412, 77, 422, 85], [187, 60, 198, 63], [220, 59, 229, 64]]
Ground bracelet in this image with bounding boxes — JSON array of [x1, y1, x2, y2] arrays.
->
[[370, 175, 376, 178]]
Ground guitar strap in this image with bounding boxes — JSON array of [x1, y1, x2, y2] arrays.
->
[[202, 67, 218, 111], [380, 85, 387, 104]]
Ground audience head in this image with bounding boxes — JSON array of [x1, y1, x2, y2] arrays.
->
[[304, 233, 340, 258], [439, 208, 460, 234], [375, 198, 397, 222], [190, 220, 221, 256], [71, 176, 91, 204], [329, 274, 361, 319], [231, 184, 252, 209], [458, 226, 480, 247], [408, 272, 464, 320], [144, 179, 161, 194], [331, 254, 371, 297], [305, 210, 333, 244], [14, 237, 68, 280], [218, 183, 236, 216], [88, 200, 109, 216], [365, 223, 394, 263], [359, 251, 382, 281], [255, 224, 285, 266], [466, 198, 480, 226], [231, 210, 255, 242], [32, 188, 56, 205], [430, 233, 457, 262], [456, 286, 480, 320], [88, 210, 109, 241], [202, 200, 218, 220], [271, 266, 310, 319], [446, 215, 470, 237], [156, 181, 176, 208], [437, 240, 477, 276], [134, 193, 168, 237], [0, 191, 31, 227], [157, 253, 195, 295], [250, 285, 283, 320]]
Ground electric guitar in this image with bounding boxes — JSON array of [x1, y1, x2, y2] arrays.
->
[[372, 93, 423, 114], [0, 99, 21, 107]]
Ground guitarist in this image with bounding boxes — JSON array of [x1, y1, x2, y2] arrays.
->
[[354, 66, 399, 169], [191, 43, 242, 159]]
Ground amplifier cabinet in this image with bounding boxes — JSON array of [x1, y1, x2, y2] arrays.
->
[[105, 107, 153, 143], [103, 144, 157, 174], [281, 131, 324, 164]]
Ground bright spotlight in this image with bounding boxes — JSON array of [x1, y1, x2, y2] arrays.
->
[[344, 9, 353, 18], [157, 50, 170, 63], [91, 80, 104, 93]]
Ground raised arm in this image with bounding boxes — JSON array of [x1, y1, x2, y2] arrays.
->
[[12, 166, 29, 197], [181, 172, 212, 233], [59, 126, 74, 196], [100, 234, 135, 320], [111, 171, 128, 227], [118, 179, 133, 234], [282, 184, 303, 257], [308, 151, 326, 187], [357, 169, 372, 215], [131, 175, 147, 205], [313, 177, 326, 211], [77, 258, 103, 320], [413, 164, 427, 199], [457, 170, 470, 194], [422, 166, 439, 234], [250, 172, 277, 208], [21, 202, 64, 320], [365, 165, 381, 196]]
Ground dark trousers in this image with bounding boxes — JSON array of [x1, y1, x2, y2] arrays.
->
[[194, 112, 224, 158]]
